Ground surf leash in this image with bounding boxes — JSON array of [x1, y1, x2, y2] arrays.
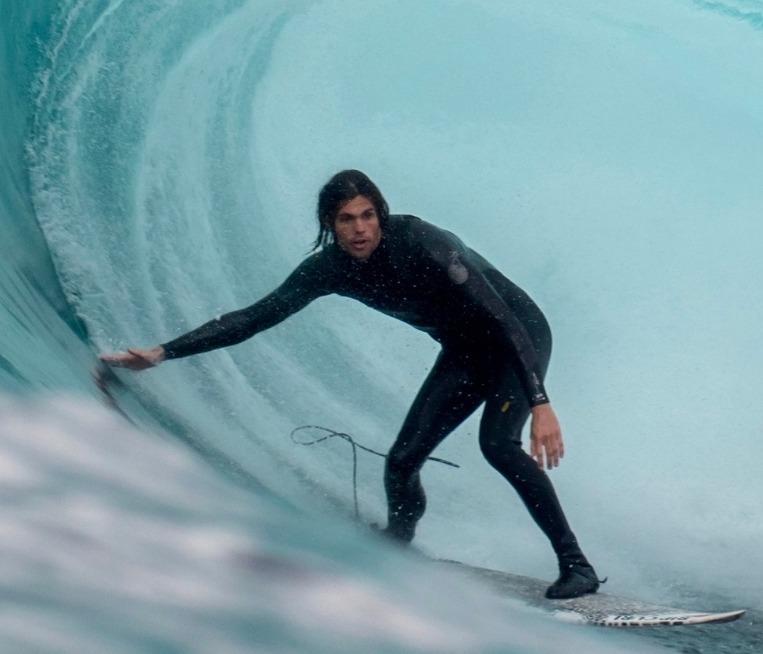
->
[[290, 425, 459, 521]]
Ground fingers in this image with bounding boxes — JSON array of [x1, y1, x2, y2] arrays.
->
[[547, 433, 557, 469], [546, 431, 562, 470], [530, 406, 564, 471], [127, 348, 149, 361], [99, 353, 130, 368], [99, 350, 153, 370], [531, 432, 564, 470], [128, 348, 160, 368], [531, 436, 545, 470]]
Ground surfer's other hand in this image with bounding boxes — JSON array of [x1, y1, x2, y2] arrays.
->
[[530, 403, 564, 470], [99, 346, 166, 371]]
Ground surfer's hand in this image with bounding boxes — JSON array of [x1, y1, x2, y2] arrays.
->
[[99, 346, 166, 371], [530, 403, 564, 470]]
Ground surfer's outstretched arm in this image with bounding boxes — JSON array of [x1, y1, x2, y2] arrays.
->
[[99, 253, 329, 368]]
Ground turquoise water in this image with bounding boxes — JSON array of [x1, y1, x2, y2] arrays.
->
[[2, 1, 762, 651]]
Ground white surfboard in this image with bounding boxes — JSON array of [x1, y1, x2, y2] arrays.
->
[[438, 560, 745, 627]]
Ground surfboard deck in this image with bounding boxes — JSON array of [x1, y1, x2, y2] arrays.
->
[[437, 559, 746, 627]]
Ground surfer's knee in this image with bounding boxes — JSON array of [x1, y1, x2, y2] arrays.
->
[[479, 435, 523, 470]]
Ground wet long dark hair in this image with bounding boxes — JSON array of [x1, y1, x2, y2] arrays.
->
[[312, 170, 390, 251]]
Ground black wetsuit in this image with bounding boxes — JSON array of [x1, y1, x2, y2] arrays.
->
[[162, 215, 587, 564]]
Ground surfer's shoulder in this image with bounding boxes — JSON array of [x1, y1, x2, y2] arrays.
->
[[388, 213, 423, 231], [387, 214, 430, 246], [390, 214, 458, 253], [291, 245, 343, 289], [301, 245, 337, 266]]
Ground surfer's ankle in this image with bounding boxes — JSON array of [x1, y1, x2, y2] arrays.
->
[[556, 543, 590, 569], [545, 562, 601, 600], [372, 521, 415, 544]]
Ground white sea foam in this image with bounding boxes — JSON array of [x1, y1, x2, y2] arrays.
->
[[0, 394, 660, 653]]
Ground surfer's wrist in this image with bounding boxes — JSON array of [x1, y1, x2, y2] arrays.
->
[[531, 402, 552, 416], [151, 346, 166, 364]]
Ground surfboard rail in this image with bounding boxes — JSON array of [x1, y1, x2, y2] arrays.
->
[[554, 608, 746, 627], [436, 559, 746, 628]]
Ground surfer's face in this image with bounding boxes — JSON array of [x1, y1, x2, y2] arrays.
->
[[333, 195, 382, 260]]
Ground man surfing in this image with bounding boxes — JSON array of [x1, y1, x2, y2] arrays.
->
[[100, 169, 601, 599]]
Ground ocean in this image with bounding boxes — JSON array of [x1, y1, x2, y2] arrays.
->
[[1, 1, 762, 651]]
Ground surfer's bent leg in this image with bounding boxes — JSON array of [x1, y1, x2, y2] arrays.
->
[[477, 336, 590, 568], [384, 349, 484, 542]]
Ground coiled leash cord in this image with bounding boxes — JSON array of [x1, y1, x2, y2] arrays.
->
[[290, 425, 460, 521]]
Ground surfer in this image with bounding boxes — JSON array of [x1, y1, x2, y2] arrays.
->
[[100, 169, 600, 599]]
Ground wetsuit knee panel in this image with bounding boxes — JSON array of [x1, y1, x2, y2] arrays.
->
[[478, 435, 524, 467]]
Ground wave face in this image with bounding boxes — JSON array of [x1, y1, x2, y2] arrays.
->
[[3, 0, 763, 651]]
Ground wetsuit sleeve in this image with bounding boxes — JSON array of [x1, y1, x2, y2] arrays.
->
[[161, 254, 329, 360], [414, 221, 550, 406]]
